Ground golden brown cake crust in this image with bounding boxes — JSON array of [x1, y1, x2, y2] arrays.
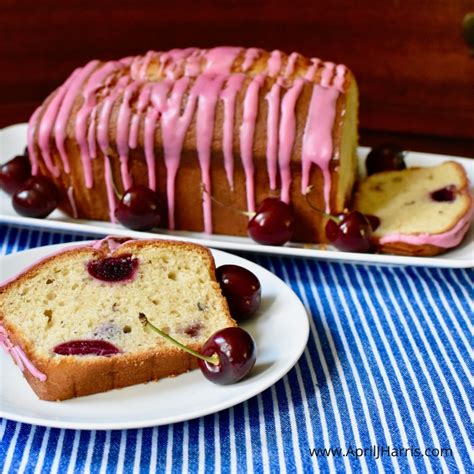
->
[[0, 238, 236, 401]]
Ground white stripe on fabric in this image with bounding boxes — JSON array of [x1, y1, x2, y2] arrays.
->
[[324, 264, 411, 471], [182, 422, 189, 474], [409, 268, 471, 384], [272, 259, 323, 473], [445, 269, 473, 328], [149, 427, 158, 472], [98, 430, 111, 474], [0, 418, 6, 441], [301, 260, 374, 473], [214, 413, 221, 474], [243, 402, 254, 474], [228, 407, 238, 474], [50, 428, 66, 474], [10, 226, 22, 254], [165, 422, 173, 472], [290, 262, 349, 473], [360, 267, 452, 472], [66, 430, 81, 474], [338, 265, 431, 472], [256, 395, 271, 474], [269, 386, 287, 474], [17, 424, 37, 474], [33, 427, 51, 474], [374, 269, 464, 471], [83, 430, 96, 474], [2, 422, 21, 473], [133, 429, 142, 474], [198, 417, 205, 474], [424, 268, 472, 358], [391, 269, 472, 463], [1, 225, 13, 255]]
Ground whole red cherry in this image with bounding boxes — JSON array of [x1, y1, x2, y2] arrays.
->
[[247, 198, 295, 246], [325, 211, 373, 253], [366, 144, 406, 176], [115, 186, 163, 231], [216, 264, 261, 322], [12, 176, 60, 218], [0, 154, 32, 195], [197, 327, 256, 385]]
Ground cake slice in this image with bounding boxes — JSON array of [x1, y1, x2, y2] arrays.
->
[[0, 237, 236, 401], [354, 161, 473, 256]]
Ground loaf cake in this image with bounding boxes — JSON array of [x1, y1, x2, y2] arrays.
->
[[354, 161, 474, 256], [0, 237, 236, 400], [27, 47, 359, 243]]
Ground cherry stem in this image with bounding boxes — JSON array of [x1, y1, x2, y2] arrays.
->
[[304, 186, 340, 224], [138, 313, 219, 365], [201, 184, 255, 218]]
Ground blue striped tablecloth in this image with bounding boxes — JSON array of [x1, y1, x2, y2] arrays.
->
[[0, 223, 472, 473]]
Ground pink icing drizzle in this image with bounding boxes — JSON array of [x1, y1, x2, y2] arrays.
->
[[76, 62, 122, 188], [192, 74, 227, 233], [305, 58, 321, 81], [220, 73, 246, 189], [160, 77, 199, 229], [27, 106, 42, 176], [284, 52, 300, 77], [185, 49, 203, 76], [116, 82, 141, 189], [104, 156, 117, 223], [379, 204, 474, 248], [301, 85, 340, 212], [278, 78, 305, 203], [242, 48, 262, 71], [26, 49, 348, 240], [160, 48, 200, 80], [267, 50, 282, 77], [97, 76, 130, 155], [321, 62, 335, 87], [265, 82, 281, 190], [91, 235, 133, 251], [0, 325, 47, 381], [240, 74, 266, 213], [54, 60, 99, 173], [333, 64, 347, 92], [129, 83, 152, 150], [87, 107, 98, 159], [204, 47, 242, 74], [137, 50, 156, 80], [98, 76, 130, 222], [38, 69, 81, 177], [67, 186, 79, 218]]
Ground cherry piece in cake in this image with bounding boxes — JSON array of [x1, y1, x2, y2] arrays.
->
[[430, 185, 457, 202], [53, 339, 121, 356], [87, 255, 139, 282]]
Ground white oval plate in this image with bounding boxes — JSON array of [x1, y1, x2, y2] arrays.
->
[[0, 242, 309, 430], [1, 123, 473, 268]]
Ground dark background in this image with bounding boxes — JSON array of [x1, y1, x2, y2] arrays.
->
[[1, 0, 473, 156]]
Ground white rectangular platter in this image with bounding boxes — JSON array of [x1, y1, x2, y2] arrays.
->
[[1, 123, 473, 268]]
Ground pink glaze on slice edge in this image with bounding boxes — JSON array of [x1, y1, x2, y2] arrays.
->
[[378, 202, 474, 248], [0, 326, 47, 381]]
